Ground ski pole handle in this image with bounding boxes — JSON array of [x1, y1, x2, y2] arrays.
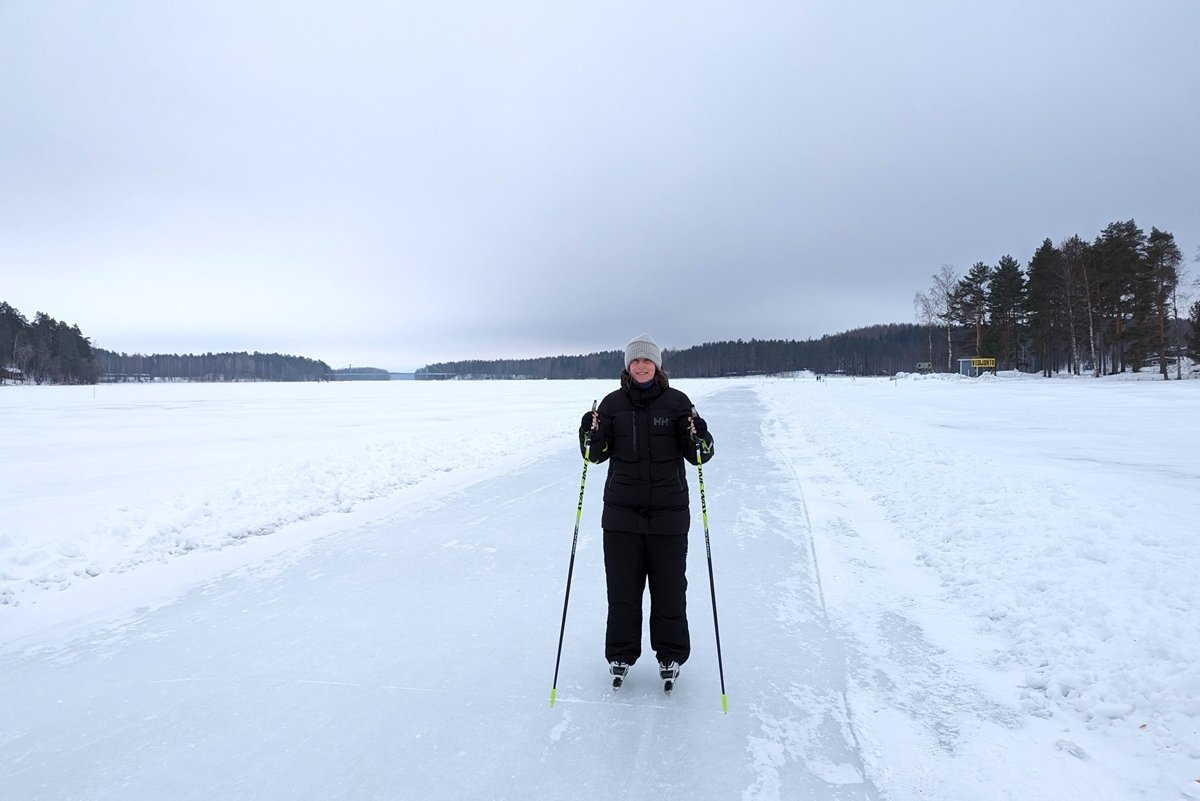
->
[[585, 399, 598, 445]]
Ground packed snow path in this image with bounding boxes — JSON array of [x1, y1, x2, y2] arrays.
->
[[2, 378, 1191, 799]]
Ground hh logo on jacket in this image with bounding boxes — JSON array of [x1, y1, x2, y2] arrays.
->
[[653, 416, 670, 427]]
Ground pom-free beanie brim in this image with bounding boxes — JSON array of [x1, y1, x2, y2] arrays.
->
[[625, 334, 662, 369]]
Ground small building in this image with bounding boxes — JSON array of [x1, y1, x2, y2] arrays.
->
[[914, 361, 933, 373], [958, 357, 996, 377]]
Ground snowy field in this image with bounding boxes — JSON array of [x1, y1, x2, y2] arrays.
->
[[1, 374, 1197, 800]]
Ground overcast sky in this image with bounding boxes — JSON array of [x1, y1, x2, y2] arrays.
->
[[3, 1, 1197, 371]]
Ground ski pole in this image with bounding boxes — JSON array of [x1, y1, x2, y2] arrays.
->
[[550, 400, 597, 708], [693, 406, 728, 714]]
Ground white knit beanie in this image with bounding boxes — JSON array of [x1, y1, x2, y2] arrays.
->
[[624, 333, 662, 369]]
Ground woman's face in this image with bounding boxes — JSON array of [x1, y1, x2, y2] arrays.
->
[[629, 357, 657, 383]]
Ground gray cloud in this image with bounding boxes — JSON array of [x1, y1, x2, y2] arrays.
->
[[3, 1, 1197, 370]]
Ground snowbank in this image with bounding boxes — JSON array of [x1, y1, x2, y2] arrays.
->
[[0, 382, 570, 606]]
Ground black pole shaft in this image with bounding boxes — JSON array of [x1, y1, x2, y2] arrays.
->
[[550, 401, 596, 707], [693, 410, 728, 713]]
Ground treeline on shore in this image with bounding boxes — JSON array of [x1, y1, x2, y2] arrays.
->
[[416, 324, 934, 379], [1, 301, 332, 385], [913, 219, 1199, 378], [94, 350, 333, 383], [1, 302, 100, 384]]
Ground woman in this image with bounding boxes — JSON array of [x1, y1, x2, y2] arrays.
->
[[579, 333, 715, 690]]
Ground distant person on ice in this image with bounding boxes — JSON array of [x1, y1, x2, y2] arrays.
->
[[579, 333, 715, 691]]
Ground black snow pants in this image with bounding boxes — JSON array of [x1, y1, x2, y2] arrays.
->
[[603, 530, 690, 666]]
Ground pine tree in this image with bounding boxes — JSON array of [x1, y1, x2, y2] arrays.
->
[[1143, 228, 1182, 378], [988, 255, 1027, 370], [954, 263, 992, 357], [1092, 220, 1147, 373], [1026, 239, 1063, 375], [0, 302, 31, 380]]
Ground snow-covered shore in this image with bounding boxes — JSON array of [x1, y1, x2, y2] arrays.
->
[[756, 372, 1200, 797]]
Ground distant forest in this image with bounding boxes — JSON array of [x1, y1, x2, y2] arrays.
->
[[94, 350, 333, 382], [1, 300, 332, 385], [417, 325, 933, 379]]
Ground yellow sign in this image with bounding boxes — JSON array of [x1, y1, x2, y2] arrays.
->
[[971, 358, 996, 368]]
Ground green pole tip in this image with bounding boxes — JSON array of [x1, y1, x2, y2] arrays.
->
[[549, 688, 557, 707], [721, 695, 729, 715]]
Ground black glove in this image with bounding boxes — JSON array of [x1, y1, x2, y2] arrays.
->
[[580, 411, 604, 440], [677, 414, 707, 443]]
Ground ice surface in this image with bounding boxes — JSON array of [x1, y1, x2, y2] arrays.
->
[[2, 374, 1197, 799]]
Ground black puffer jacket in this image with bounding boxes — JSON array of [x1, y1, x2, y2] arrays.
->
[[578, 374, 714, 536]]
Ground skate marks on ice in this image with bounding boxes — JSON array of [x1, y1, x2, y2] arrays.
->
[[867, 609, 1022, 754], [826, 511, 1023, 756], [538, 662, 744, 800], [714, 386, 879, 799], [745, 687, 866, 791], [754, 385, 1096, 800]]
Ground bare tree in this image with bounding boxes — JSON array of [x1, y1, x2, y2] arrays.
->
[[1058, 235, 1102, 377], [1180, 245, 1200, 378], [913, 290, 936, 368], [928, 265, 958, 371], [1170, 266, 1189, 379]]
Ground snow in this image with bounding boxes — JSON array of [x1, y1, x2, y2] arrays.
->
[[2, 375, 1198, 800]]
